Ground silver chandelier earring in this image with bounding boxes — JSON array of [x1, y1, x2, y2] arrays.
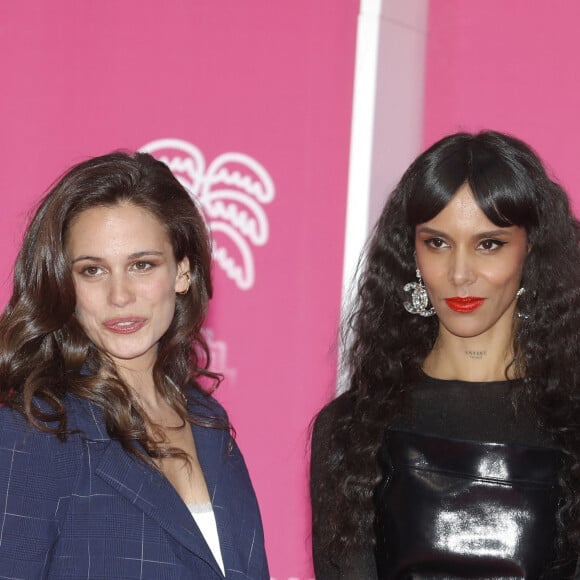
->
[[403, 268, 436, 317]]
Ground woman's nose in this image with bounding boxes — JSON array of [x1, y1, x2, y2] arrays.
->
[[448, 248, 476, 287], [108, 275, 135, 307]]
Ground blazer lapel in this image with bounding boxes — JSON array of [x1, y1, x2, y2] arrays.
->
[[193, 420, 257, 577], [192, 422, 233, 572], [71, 398, 225, 578], [95, 440, 225, 577]]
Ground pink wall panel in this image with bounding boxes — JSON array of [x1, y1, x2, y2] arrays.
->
[[424, 0, 580, 212], [0, 2, 359, 578]]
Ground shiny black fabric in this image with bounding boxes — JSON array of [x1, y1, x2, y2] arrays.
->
[[374, 429, 573, 579], [311, 378, 578, 579]]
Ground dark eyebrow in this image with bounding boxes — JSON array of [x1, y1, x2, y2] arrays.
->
[[475, 230, 515, 238], [71, 250, 165, 264], [128, 251, 165, 259], [415, 226, 446, 236]]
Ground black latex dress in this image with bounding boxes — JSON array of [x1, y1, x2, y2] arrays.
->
[[311, 376, 578, 579], [373, 376, 576, 579]]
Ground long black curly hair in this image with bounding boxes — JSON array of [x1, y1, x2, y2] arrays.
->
[[312, 131, 580, 566]]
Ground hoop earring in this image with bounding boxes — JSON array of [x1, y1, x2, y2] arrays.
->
[[516, 287, 528, 319], [177, 272, 191, 296], [403, 269, 436, 317]]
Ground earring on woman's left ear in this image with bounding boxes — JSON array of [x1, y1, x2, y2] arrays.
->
[[516, 287, 529, 319], [177, 272, 191, 295]]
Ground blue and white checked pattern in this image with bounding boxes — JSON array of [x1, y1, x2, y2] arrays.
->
[[0, 395, 269, 579]]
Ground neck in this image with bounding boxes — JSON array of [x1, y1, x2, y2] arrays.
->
[[422, 324, 518, 382], [114, 364, 161, 408]]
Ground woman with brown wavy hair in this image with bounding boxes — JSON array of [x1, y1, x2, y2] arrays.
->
[[311, 131, 580, 579], [0, 152, 268, 579]]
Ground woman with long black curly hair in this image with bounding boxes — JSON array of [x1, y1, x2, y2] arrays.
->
[[311, 131, 580, 579]]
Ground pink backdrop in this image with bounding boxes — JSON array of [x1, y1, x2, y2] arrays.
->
[[424, 0, 580, 212], [0, 2, 358, 578], [6, 2, 576, 576]]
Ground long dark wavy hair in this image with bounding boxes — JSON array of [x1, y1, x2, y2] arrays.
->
[[312, 131, 580, 565], [0, 151, 227, 461]]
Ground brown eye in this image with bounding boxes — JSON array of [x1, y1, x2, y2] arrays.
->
[[82, 265, 102, 277], [132, 261, 154, 271], [478, 239, 506, 251], [425, 237, 448, 249]]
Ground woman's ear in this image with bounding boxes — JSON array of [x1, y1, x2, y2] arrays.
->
[[175, 257, 191, 294]]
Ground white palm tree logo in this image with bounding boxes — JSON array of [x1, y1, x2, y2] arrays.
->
[[140, 138, 275, 291]]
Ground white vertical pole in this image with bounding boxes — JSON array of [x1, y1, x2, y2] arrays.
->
[[339, 0, 429, 392], [341, 0, 384, 303]]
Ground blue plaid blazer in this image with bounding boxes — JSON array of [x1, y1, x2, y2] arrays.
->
[[0, 393, 269, 579]]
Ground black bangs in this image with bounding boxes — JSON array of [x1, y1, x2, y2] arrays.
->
[[405, 134, 471, 225], [405, 132, 541, 229], [468, 142, 540, 229]]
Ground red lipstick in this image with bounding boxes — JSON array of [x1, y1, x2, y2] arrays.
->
[[103, 317, 146, 334], [445, 297, 485, 313]]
